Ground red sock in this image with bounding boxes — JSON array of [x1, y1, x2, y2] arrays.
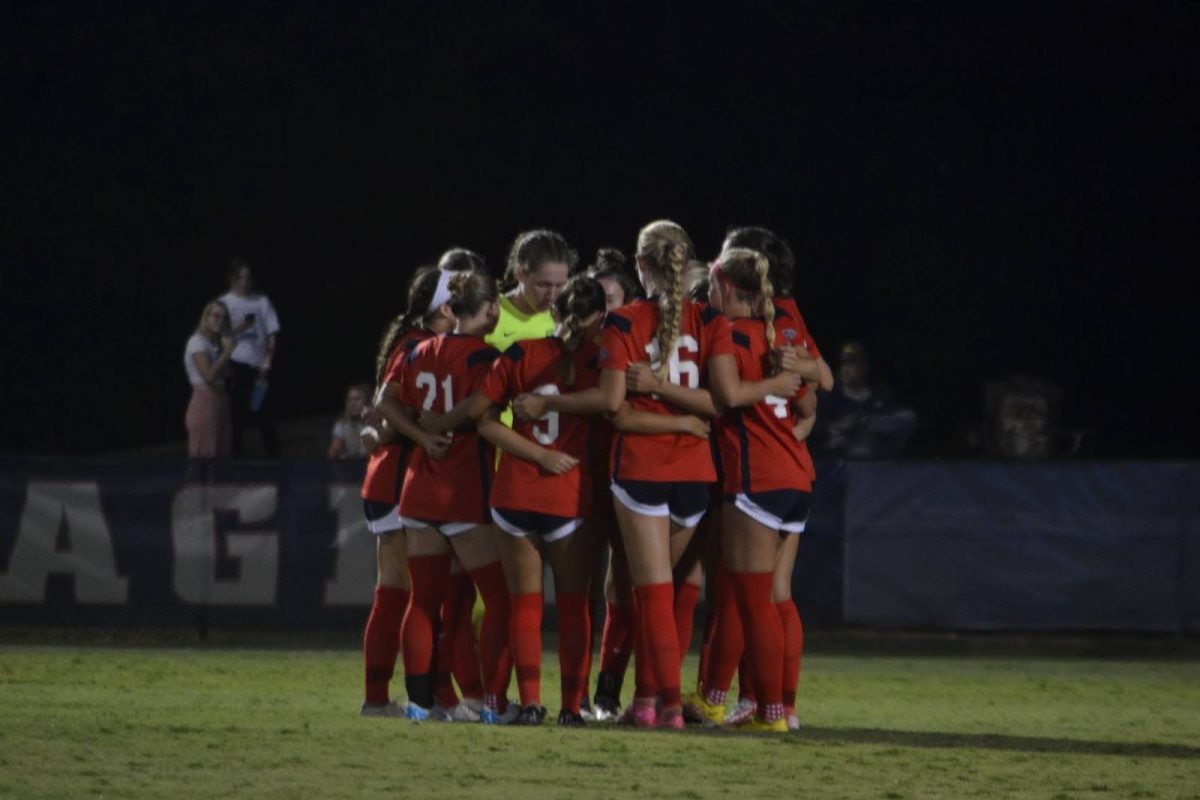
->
[[704, 567, 743, 705], [433, 573, 469, 708], [468, 561, 512, 710], [634, 582, 681, 708], [697, 566, 729, 693], [363, 585, 409, 705], [673, 581, 701, 671], [732, 572, 783, 720], [777, 599, 804, 708], [737, 652, 757, 704], [452, 581, 483, 700], [510, 592, 543, 707], [631, 591, 656, 700], [599, 601, 634, 676], [556, 591, 591, 714], [401, 555, 451, 680]]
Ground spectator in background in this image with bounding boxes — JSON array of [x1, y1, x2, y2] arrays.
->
[[328, 383, 371, 460], [219, 257, 282, 457], [981, 375, 1077, 458], [183, 300, 235, 457], [816, 341, 916, 459]]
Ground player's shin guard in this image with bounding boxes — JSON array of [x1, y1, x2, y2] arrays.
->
[[777, 599, 803, 709], [469, 561, 513, 711], [363, 585, 409, 705], [673, 580, 701, 672], [509, 592, 543, 708], [401, 554, 452, 708], [732, 572, 783, 722], [556, 591, 591, 714], [635, 582, 682, 709]]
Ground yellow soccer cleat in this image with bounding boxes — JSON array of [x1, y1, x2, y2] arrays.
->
[[682, 692, 727, 727], [737, 716, 789, 734]]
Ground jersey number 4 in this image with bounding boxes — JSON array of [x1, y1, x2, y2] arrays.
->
[[415, 372, 453, 412], [644, 335, 700, 388]]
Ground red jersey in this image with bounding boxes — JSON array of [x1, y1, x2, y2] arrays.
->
[[397, 333, 500, 523], [480, 337, 602, 518], [599, 298, 733, 483], [772, 297, 822, 361], [716, 317, 816, 494], [361, 328, 433, 503]]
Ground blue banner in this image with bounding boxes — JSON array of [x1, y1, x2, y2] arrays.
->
[[843, 462, 1200, 632], [2, 457, 1197, 631]]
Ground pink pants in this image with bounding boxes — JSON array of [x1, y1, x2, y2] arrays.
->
[[186, 384, 232, 457]]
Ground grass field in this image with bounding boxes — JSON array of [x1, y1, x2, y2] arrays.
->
[[2, 641, 1199, 799]]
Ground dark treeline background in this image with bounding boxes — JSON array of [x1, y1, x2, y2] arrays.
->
[[2, 2, 1194, 456]]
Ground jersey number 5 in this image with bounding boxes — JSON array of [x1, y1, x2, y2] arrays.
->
[[644, 335, 700, 388], [415, 372, 453, 412], [530, 384, 560, 445]]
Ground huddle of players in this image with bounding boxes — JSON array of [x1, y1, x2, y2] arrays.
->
[[359, 221, 830, 732]]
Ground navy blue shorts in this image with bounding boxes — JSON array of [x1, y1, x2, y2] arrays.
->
[[363, 500, 402, 535], [491, 507, 583, 542], [727, 489, 812, 534], [611, 479, 711, 528]]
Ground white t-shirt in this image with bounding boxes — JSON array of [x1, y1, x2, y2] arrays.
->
[[219, 292, 281, 368], [184, 334, 219, 386], [331, 418, 367, 459]]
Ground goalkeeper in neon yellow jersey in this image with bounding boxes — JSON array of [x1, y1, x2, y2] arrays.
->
[[485, 230, 575, 433]]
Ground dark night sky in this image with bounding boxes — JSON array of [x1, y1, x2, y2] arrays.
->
[[1, 2, 1195, 457]]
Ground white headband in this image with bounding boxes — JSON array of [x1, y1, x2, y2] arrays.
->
[[428, 269, 454, 314]]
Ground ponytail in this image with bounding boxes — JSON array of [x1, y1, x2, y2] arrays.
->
[[715, 247, 775, 350], [374, 265, 439, 385], [637, 220, 695, 382], [553, 276, 606, 385]]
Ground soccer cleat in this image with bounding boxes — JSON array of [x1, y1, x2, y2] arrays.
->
[[557, 709, 587, 727], [592, 694, 620, 721], [429, 704, 455, 722], [785, 708, 801, 731], [451, 698, 483, 723], [579, 696, 596, 722], [655, 707, 685, 730], [737, 717, 789, 733], [403, 702, 430, 721], [360, 700, 405, 718], [724, 698, 757, 726], [480, 702, 520, 725], [512, 705, 547, 726], [619, 697, 657, 728], [682, 692, 726, 727]]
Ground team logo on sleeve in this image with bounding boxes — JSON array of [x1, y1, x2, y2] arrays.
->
[[598, 348, 608, 361], [782, 328, 797, 342]]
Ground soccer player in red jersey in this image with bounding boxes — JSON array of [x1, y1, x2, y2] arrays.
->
[[721, 227, 829, 730], [394, 271, 514, 722], [595, 220, 809, 728], [474, 276, 608, 726], [358, 265, 457, 716], [702, 248, 820, 732]]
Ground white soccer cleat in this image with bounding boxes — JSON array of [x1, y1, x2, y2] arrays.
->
[[360, 700, 405, 718], [451, 698, 483, 722], [723, 698, 757, 726], [429, 704, 455, 722], [480, 700, 520, 725]]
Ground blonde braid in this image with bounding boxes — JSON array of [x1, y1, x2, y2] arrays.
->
[[754, 252, 775, 348], [655, 241, 686, 381], [638, 220, 692, 382]]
